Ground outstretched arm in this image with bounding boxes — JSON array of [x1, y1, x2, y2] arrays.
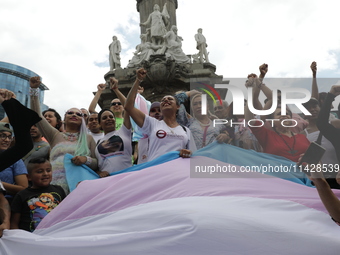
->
[[29, 77, 58, 144], [299, 159, 340, 224], [317, 85, 340, 138], [310, 61, 319, 100], [88, 84, 106, 113], [257, 83, 274, 122], [0, 89, 40, 171], [258, 64, 272, 103], [0, 90, 14, 123], [244, 96, 254, 123], [254, 64, 273, 120], [258, 63, 268, 81], [0, 89, 15, 103], [314, 177, 340, 224], [2, 174, 28, 196], [110, 78, 126, 107], [110, 78, 131, 129], [124, 69, 147, 128], [248, 77, 263, 111], [0, 90, 15, 125], [247, 64, 271, 113], [140, 14, 151, 27]]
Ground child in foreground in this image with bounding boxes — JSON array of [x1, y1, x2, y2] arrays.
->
[[0, 181, 10, 237], [10, 158, 66, 232]]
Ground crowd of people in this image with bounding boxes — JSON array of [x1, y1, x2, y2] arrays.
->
[[0, 62, 340, 236]]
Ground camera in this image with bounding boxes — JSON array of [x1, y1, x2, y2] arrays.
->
[[297, 142, 326, 175]]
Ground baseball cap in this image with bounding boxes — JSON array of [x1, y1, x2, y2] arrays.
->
[[150, 102, 160, 112], [0, 122, 12, 134]]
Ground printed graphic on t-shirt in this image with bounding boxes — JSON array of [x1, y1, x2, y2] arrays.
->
[[27, 192, 61, 231], [155, 129, 185, 140], [156, 130, 167, 139], [116, 122, 122, 130], [97, 135, 124, 158]]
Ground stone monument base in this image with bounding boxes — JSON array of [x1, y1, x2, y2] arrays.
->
[[97, 54, 228, 111]]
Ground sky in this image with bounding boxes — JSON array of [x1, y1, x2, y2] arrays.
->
[[1, 0, 340, 115]]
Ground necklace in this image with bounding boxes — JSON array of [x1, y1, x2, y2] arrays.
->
[[164, 121, 179, 134], [196, 118, 211, 127], [274, 130, 297, 155], [166, 125, 177, 134], [63, 132, 79, 142]]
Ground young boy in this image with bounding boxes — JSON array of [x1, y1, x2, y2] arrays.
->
[[0, 181, 10, 237], [10, 157, 66, 232]]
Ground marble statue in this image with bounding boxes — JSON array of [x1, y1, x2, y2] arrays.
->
[[194, 28, 209, 63], [163, 25, 190, 63], [109, 36, 121, 70], [127, 33, 162, 68], [140, 3, 170, 46], [192, 53, 200, 63]]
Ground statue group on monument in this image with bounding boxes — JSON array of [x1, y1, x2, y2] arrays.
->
[[109, 3, 209, 70], [163, 25, 190, 63], [140, 3, 169, 46]]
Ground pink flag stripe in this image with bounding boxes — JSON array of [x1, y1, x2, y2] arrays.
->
[[37, 156, 339, 230]]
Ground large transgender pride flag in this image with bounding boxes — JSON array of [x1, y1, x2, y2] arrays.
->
[[1, 143, 340, 254]]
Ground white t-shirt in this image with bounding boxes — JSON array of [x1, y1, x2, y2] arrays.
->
[[89, 131, 104, 144], [0, 180, 5, 194], [95, 125, 132, 174], [137, 136, 149, 164], [140, 115, 195, 162]]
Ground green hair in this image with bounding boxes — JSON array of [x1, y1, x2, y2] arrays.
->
[[74, 118, 90, 156]]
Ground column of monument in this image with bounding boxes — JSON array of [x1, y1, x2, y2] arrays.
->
[[96, 0, 227, 111]]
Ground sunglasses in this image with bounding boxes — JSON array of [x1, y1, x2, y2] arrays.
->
[[111, 102, 122, 106], [66, 111, 83, 117]]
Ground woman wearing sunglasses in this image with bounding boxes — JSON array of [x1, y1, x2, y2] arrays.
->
[[125, 68, 195, 162], [94, 77, 132, 177], [88, 84, 124, 130], [29, 77, 97, 194]]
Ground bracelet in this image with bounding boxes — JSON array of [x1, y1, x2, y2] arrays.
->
[[137, 78, 143, 83], [254, 78, 263, 89], [85, 156, 92, 166], [29, 88, 39, 97]]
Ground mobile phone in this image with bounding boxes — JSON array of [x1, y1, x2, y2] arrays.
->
[[297, 142, 326, 175], [0, 208, 4, 225]]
